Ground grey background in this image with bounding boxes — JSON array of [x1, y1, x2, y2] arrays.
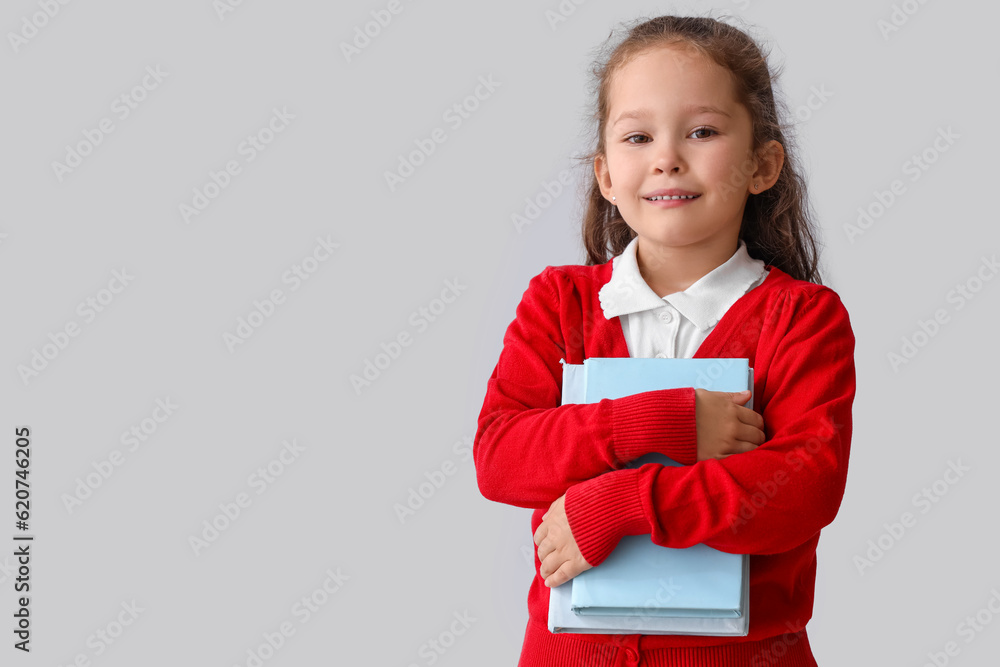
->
[[2, 0, 998, 664]]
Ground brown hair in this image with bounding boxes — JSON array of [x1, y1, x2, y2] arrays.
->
[[574, 13, 823, 284]]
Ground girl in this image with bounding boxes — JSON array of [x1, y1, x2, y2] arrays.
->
[[475, 14, 855, 667]]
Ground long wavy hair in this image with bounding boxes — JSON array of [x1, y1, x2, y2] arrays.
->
[[575, 14, 823, 284]]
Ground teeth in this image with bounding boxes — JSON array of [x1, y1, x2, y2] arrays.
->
[[648, 195, 698, 200]]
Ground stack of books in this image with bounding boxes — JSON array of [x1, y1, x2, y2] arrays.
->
[[547, 357, 751, 636]]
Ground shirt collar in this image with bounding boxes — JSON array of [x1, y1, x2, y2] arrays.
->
[[598, 236, 768, 331]]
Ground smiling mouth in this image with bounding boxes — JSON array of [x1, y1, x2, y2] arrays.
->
[[645, 194, 701, 201]]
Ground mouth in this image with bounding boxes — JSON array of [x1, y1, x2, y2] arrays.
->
[[644, 194, 701, 201], [644, 193, 701, 207]]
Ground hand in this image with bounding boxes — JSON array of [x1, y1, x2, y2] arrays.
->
[[695, 389, 765, 462], [533, 493, 592, 588]]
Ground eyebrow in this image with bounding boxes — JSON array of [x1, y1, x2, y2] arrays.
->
[[612, 104, 732, 126]]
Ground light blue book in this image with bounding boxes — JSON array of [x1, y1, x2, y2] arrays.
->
[[548, 357, 751, 635], [571, 453, 744, 618]]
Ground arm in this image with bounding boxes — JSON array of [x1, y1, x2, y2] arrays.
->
[[474, 267, 698, 510], [564, 288, 856, 565]]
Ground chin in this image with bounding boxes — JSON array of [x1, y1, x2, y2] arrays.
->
[[635, 229, 703, 248]]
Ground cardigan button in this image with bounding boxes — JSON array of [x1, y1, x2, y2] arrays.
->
[[624, 647, 638, 662]]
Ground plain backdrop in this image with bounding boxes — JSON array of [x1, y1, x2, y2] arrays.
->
[[2, 0, 998, 665]]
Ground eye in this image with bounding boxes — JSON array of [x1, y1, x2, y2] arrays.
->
[[625, 134, 650, 144], [690, 127, 717, 139]]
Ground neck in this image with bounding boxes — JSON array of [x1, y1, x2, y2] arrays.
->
[[635, 236, 740, 297]]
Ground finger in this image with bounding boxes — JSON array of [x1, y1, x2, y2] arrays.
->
[[547, 561, 578, 588], [540, 536, 562, 563], [714, 430, 758, 456], [539, 550, 559, 579], [533, 524, 546, 546], [536, 541, 552, 564], [737, 421, 766, 446], [729, 390, 751, 403], [716, 441, 754, 459], [735, 404, 764, 430]]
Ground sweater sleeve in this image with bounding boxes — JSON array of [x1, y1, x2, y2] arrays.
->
[[474, 267, 698, 511], [564, 287, 856, 566]]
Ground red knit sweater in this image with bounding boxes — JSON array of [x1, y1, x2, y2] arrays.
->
[[474, 259, 856, 666]]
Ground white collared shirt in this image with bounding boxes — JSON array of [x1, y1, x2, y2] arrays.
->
[[597, 237, 769, 359]]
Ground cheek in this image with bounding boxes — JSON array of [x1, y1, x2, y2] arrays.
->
[[606, 150, 629, 174], [707, 154, 745, 188], [608, 157, 641, 185]]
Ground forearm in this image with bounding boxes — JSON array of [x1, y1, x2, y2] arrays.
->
[[641, 407, 850, 554], [475, 382, 696, 510]]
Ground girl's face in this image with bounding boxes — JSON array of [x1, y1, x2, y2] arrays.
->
[[595, 43, 765, 259]]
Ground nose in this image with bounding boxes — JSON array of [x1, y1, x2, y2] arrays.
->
[[652, 137, 684, 174]]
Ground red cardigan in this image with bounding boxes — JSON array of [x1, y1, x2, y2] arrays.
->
[[474, 259, 856, 664]]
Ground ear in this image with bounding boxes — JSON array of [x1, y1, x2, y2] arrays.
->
[[593, 154, 614, 201], [749, 140, 785, 193]]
